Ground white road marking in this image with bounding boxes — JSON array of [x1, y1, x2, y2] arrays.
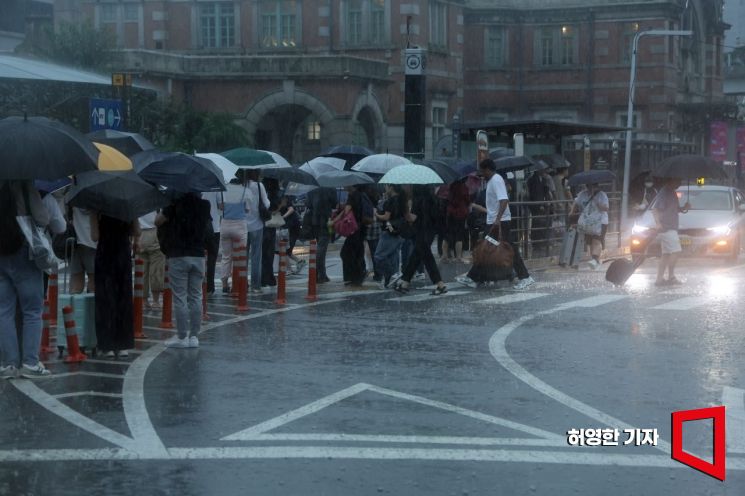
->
[[248, 433, 567, 447], [319, 289, 384, 300], [386, 290, 470, 302], [651, 296, 709, 311], [143, 325, 175, 333], [52, 372, 124, 380], [489, 295, 673, 456], [477, 293, 549, 305], [555, 295, 628, 309], [723, 386, 745, 453], [54, 392, 123, 400], [10, 381, 139, 452], [223, 383, 562, 442], [2, 446, 745, 469]]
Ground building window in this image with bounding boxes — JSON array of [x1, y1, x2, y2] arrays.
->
[[536, 25, 577, 66], [617, 111, 641, 129], [307, 121, 321, 141], [124, 3, 139, 22], [101, 4, 117, 23], [260, 0, 298, 48], [485, 26, 504, 67], [431, 105, 447, 150], [344, 0, 387, 46], [199, 2, 235, 49], [429, 1, 447, 49], [540, 28, 553, 66]]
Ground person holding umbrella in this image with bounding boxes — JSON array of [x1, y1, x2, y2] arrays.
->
[[568, 183, 610, 270], [330, 185, 367, 287], [652, 178, 690, 286]]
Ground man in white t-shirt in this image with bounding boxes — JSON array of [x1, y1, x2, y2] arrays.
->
[[457, 158, 534, 290]]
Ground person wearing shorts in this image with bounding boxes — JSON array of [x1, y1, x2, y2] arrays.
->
[[653, 178, 689, 287]]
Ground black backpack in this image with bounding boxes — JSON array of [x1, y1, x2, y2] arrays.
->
[[0, 183, 24, 256]]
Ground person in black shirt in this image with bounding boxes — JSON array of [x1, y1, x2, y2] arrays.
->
[[330, 185, 367, 286], [156, 193, 212, 348]]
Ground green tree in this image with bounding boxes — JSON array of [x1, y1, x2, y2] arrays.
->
[[19, 19, 116, 70]]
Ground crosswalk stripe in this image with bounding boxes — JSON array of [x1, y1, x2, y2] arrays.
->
[[651, 296, 708, 311], [477, 293, 549, 305], [723, 386, 745, 453], [556, 295, 628, 309], [319, 289, 383, 300], [387, 290, 470, 302]]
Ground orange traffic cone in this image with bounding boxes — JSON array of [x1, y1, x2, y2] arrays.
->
[[62, 306, 87, 363]]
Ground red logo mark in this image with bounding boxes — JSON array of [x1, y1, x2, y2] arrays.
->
[[671, 406, 726, 481]]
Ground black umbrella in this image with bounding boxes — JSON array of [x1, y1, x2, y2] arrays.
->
[[315, 170, 374, 188], [262, 166, 319, 186], [0, 116, 98, 180], [133, 150, 226, 192], [86, 130, 155, 157], [323, 144, 374, 156], [66, 170, 169, 222], [534, 154, 572, 169], [568, 170, 616, 187], [652, 154, 727, 180], [489, 147, 514, 160], [418, 159, 462, 184], [494, 155, 543, 174]]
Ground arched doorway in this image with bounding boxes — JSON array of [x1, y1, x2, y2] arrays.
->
[[253, 104, 323, 163], [352, 106, 378, 150]]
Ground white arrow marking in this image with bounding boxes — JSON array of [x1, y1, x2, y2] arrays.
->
[[652, 296, 709, 311], [114, 108, 122, 126], [723, 386, 745, 453]]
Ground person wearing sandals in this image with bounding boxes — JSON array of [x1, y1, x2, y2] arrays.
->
[[393, 185, 447, 296]]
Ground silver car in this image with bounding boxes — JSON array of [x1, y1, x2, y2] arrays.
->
[[630, 185, 745, 263]]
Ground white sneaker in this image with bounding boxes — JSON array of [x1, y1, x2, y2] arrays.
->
[[117, 350, 129, 358], [188, 336, 200, 348], [0, 365, 18, 379], [20, 362, 52, 379], [413, 272, 426, 281], [103, 350, 116, 359], [165, 336, 189, 348], [455, 275, 477, 288], [389, 272, 403, 285], [513, 276, 535, 291], [588, 259, 599, 270]]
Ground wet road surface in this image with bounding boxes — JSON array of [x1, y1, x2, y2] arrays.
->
[[1, 255, 745, 495]]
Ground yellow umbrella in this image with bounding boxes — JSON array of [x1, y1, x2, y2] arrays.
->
[[94, 142, 133, 171]]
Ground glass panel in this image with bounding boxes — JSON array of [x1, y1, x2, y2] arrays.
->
[[370, 0, 385, 44], [348, 3, 362, 45]]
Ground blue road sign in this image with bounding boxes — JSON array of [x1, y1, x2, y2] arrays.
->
[[89, 98, 124, 131]]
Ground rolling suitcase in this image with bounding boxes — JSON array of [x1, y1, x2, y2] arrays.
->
[[55, 239, 97, 355], [605, 256, 645, 286], [559, 227, 584, 268]]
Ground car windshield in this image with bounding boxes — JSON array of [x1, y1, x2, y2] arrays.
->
[[676, 190, 732, 211]]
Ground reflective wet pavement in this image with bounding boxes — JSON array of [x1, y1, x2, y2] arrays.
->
[[2, 255, 745, 495]]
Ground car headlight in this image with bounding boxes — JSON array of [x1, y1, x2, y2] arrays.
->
[[631, 224, 650, 235], [707, 225, 732, 236]]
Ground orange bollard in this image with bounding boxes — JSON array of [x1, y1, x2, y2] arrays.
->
[[275, 240, 287, 306], [236, 248, 249, 313], [306, 239, 318, 301], [231, 243, 241, 297], [133, 258, 146, 339], [47, 267, 58, 326], [202, 281, 210, 320], [160, 264, 173, 329], [40, 300, 54, 356], [62, 306, 87, 363]]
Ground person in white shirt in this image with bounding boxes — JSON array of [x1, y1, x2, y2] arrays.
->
[[205, 191, 222, 295], [137, 211, 165, 309], [243, 170, 270, 293], [457, 158, 534, 290], [218, 180, 249, 293]]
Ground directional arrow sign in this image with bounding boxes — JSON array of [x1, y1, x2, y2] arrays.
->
[[89, 98, 124, 132]]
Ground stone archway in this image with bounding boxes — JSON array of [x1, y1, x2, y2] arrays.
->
[[241, 88, 335, 163], [351, 89, 385, 152]]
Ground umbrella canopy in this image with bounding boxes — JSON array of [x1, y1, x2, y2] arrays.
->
[[133, 150, 226, 192], [652, 154, 727, 180], [220, 147, 291, 169], [0, 115, 98, 180], [195, 153, 239, 184], [35, 177, 72, 194], [284, 182, 318, 196], [94, 142, 133, 171], [534, 154, 572, 169], [417, 159, 462, 184], [323, 144, 374, 156], [262, 166, 319, 186], [66, 170, 169, 222], [494, 155, 543, 174], [299, 157, 347, 177], [86, 130, 155, 157], [351, 153, 411, 174], [568, 170, 616, 187], [379, 164, 444, 185], [315, 170, 374, 188], [489, 147, 514, 160]]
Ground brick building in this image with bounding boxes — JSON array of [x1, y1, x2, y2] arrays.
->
[[57, 0, 726, 163]]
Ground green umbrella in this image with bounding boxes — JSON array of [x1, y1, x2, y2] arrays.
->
[[220, 148, 290, 169]]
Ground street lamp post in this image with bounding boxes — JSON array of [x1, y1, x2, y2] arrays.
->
[[620, 29, 692, 234]]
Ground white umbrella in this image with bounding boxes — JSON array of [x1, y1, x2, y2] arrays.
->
[[195, 152, 239, 184], [299, 156, 346, 177], [351, 153, 411, 174], [378, 164, 444, 185], [258, 150, 292, 169]]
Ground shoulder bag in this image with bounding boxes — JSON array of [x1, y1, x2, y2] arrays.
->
[[18, 186, 59, 272], [256, 183, 271, 222], [577, 191, 603, 237]]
